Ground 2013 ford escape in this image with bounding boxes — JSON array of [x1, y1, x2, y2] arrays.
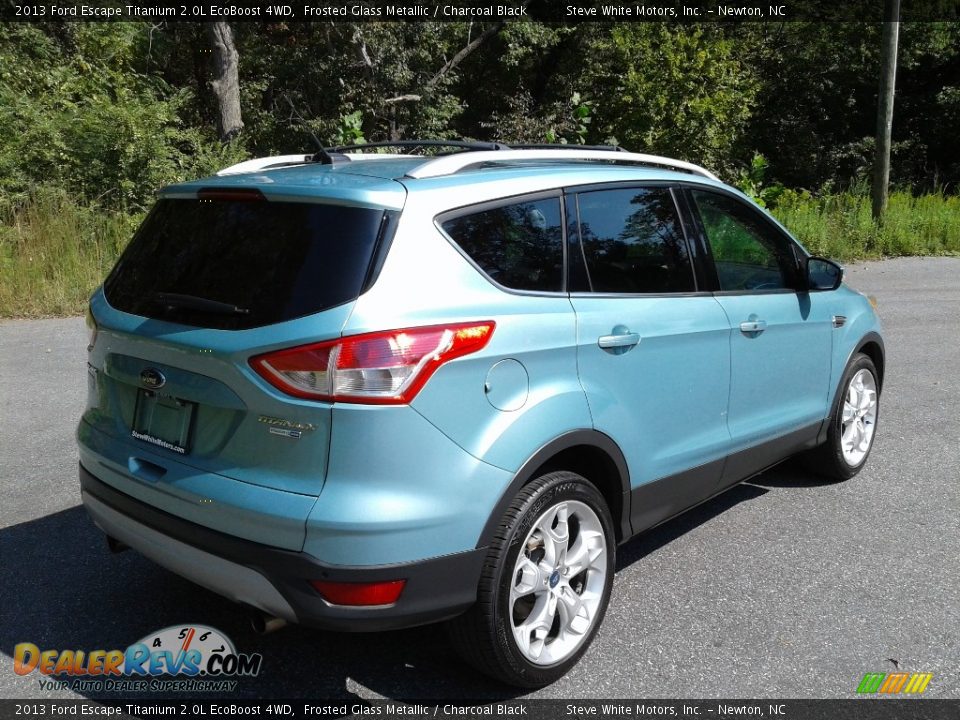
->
[[78, 143, 884, 687]]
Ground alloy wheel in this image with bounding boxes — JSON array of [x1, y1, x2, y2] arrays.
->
[[508, 500, 607, 665], [840, 368, 878, 466]]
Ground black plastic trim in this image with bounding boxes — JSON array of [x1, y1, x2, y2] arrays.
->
[[559, 191, 571, 293], [628, 422, 822, 537], [568, 291, 714, 300], [566, 192, 590, 293], [629, 458, 725, 535], [718, 422, 821, 489], [360, 210, 401, 295], [857, 332, 886, 387], [712, 289, 800, 297], [676, 185, 721, 292], [79, 464, 485, 632], [475, 430, 632, 547], [561, 179, 676, 195], [673, 186, 718, 292], [670, 185, 702, 293]]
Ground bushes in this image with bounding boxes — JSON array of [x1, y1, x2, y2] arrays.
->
[[0, 24, 245, 315], [773, 189, 960, 260], [0, 189, 138, 317], [0, 24, 246, 211], [1, 24, 957, 317]]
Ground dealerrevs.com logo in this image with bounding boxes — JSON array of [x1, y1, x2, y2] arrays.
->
[[13, 625, 262, 693]]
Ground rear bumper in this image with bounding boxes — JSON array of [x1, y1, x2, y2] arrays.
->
[[80, 463, 486, 631]]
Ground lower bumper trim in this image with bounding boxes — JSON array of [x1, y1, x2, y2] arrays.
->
[[83, 490, 298, 622], [79, 463, 487, 631]]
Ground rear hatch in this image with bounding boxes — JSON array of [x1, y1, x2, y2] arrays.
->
[[85, 179, 403, 502]]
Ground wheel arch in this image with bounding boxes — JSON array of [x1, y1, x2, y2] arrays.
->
[[817, 331, 885, 445], [856, 332, 885, 392], [476, 430, 632, 548]]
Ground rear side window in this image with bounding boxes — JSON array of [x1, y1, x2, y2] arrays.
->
[[573, 187, 695, 294], [440, 196, 563, 292], [104, 198, 388, 330]]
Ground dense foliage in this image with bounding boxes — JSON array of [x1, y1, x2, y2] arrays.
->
[[0, 24, 245, 210], [2, 20, 958, 205], [1, 20, 958, 316]]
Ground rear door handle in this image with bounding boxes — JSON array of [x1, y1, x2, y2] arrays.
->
[[598, 332, 641, 349], [739, 320, 768, 334]]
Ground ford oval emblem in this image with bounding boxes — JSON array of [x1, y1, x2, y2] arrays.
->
[[140, 367, 166, 390]]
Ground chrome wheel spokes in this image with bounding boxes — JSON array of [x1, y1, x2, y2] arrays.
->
[[509, 500, 607, 665], [840, 368, 878, 466]]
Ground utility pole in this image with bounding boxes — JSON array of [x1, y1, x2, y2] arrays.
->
[[872, 0, 900, 221]]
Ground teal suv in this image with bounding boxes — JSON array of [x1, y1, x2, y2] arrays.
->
[[78, 143, 884, 687]]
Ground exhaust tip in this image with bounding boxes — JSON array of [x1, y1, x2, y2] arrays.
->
[[244, 606, 287, 635]]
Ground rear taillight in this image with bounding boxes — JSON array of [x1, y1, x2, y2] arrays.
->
[[250, 322, 495, 404]]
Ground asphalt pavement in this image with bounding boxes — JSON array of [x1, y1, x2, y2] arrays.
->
[[1, 257, 958, 701]]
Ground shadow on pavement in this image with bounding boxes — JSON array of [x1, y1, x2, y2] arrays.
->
[[615, 481, 769, 572], [0, 461, 816, 701], [747, 456, 842, 489], [0, 505, 515, 702]]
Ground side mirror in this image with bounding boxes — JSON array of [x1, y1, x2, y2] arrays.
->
[[806, 257, 843, 291]]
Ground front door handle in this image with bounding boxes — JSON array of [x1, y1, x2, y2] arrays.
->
[[739, 320, 768, 334], [598, 332, 641, 349]]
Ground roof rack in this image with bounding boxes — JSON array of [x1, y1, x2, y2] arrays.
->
[[217, 154, 314, 175], [217, 142, 719, 182], [330, 140, 510, 153], [506, 143, 627, 152], [216, 140, 510, 175], [404, 149, 719, 181]]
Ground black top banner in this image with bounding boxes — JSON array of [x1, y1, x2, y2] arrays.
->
[[3, 699, 960, 720], [2, 0, 959, 23]]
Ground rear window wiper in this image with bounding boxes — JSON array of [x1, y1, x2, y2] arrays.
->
[[153, 292, 250, 315]]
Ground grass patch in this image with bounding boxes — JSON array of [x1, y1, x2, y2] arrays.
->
[[772, 189, 960, 260], [0, 189, 139, 318]]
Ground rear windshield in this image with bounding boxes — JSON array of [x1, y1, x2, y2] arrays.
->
[[104, 198, 388, 330]]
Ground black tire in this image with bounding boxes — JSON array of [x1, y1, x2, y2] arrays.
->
[[803, 352, 880, 481], [446, 471, 615, 688]]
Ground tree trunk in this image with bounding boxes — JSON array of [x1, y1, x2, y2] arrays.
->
[[872, 0, 900, 221], [206, 22, 243, 142]]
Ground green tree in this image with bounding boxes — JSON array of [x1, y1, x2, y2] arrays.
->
[[0, 24, 243, 209], [736, 22, 960, 191], [584, 25, 759, 174]]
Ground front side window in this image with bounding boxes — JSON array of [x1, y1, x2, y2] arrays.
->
[[573, 187, 695, 294], [440, 196, 564, 292], [691, 190, 798, 292]]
